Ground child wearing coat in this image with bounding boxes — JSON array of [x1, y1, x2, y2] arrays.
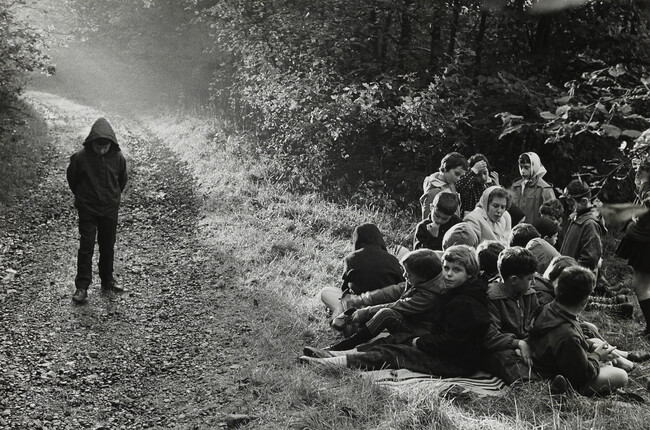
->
[[420, 152, 468, 220], [528, 266, 629, 395], [66, 118, 128, 303], [413, 191, 462, 251], [510, 152, 556, 225], [301, 246, 491, 377], [463, 186, 513, 244]]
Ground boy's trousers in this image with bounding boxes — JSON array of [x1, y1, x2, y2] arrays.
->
[[75, 209, 118, 289]]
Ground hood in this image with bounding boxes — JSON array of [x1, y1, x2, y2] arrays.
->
[[352, 223, 387, 251], [423, 172, 448, 193], [523, 152, 547, 184], [526, 238, 560, 274], [83, 118, 120, 150], [442, 222, 479, 249], [413, 273, 445, 294], [528, 301, 579, 336], [533, 273, 554, 293], [486, 281, 536, 300]]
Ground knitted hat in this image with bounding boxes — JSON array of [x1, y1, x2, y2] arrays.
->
[[533, 217, 559, 239]]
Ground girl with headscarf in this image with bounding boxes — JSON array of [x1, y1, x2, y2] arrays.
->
[[510, 152, 556, 225], [463, 186, 513, 244]]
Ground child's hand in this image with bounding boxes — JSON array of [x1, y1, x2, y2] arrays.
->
[[594, 342, 617, 362], [517, 340, 533, 367], [426, 223, 440, 237], [471, 160, 487, 174]]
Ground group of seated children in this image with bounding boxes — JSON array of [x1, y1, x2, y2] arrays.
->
[[306, 152, 650, 397]]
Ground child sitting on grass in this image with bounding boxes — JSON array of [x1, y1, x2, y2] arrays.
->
[[301, 245, 491, 377], [509, 223, 560, 274], [320, 223, 404, 317], [420, 152, 468, 220], [477, 240, 505, 283], [483, 247, 541, 384], [528, 266, 629, 395], [413, 191, 462, 251], [327, 249, 442, 351]]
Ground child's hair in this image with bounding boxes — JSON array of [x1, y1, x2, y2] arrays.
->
[[432, 191, 460, 216], [442, 245, 480, 279], [439, 152, 469, 172], [468, 153, 491, 171], [401, 249, 443, 281], [543, 256, 579, 283], [518, 153, 531, 165], [539, 200, 565, 221], [533, 217, 560, 239], [509, 223, 540, 247], [555, 266, 595, 307], [564, 179, 591, 200], [497, 247, 538, 280], [487, 187, 512, 208], [477, 240, 505, 276], [442, 222, 479, 249]]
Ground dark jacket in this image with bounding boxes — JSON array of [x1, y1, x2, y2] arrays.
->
[[66, 118, 127, 217], [355, 275, 443, 325], [484, 282, 539, 352], [413, 215, 462, 251], [528, 301, 600, 388], [559, 207, 603, 270], [532, 274, 555, 307], [624, 181, 650, 242], [342, 224, 404, 294], [414, 277, 491, 369]]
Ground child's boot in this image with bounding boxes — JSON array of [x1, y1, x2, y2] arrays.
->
[[72, 288, 88, 304], [329, 326, 373, 351]]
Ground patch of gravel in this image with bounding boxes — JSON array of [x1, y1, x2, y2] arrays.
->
[[0, 92, 256, 429]]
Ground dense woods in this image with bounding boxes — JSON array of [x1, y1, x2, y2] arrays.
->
[[8, 0, 650, 212]]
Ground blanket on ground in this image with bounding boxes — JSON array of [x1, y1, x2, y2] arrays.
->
[[362, 369, 507, 397]]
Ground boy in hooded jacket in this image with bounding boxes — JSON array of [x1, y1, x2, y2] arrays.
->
[[67, 118, 127, 303], [510, 152, 556, 225]]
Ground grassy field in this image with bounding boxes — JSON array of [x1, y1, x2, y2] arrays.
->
[[141, 111, 650, 429]]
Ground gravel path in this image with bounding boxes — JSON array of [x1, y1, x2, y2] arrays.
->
[[1, 92, 254, 429]]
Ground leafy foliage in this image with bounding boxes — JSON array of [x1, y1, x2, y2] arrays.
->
[[62, 0, 650, 210], [0, 2, 53, 110]]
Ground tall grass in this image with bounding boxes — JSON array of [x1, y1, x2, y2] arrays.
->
[[142, 113, 650, 429]]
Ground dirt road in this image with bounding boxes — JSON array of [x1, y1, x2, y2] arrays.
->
[[1, 92, 256, 429]]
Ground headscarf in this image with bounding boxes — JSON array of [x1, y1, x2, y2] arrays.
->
[[522, 152, 547, 186]]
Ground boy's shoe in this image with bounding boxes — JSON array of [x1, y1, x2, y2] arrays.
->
[[101, 280, 125, 293], [589, 295, 629, 305], [550, 375, 568, 395], [72, 288, 88, 304], [302, 346, 335, 359], [627, 350, 650, 362], [585, 302, 634, 319]]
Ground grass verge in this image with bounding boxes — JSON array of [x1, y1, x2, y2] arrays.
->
[[133, 114, 650, 428]]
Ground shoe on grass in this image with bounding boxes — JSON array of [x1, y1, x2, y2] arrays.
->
[[627, 350, 650, 362], [550, 375, 568, 395], [72, 288, 88, 304], [303, 346, 335, 358]]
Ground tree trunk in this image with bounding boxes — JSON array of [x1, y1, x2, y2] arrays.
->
[[472, 11, 488, 85], [398, 0, 413, 71], [429, 4, 443, 70], [531, 16, 551, 54], [448, 0, 460, 57]]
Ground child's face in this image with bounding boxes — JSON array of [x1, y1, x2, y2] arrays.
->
[[510, 273, 536, 294], [519, 163, 532, 180], [92, 141, 111, 155], [442, 260, 469, 289], [431, 208, 452, 225], [402, 264, 427, 286], [443, 167, 466, 185], [475, 168, 490, 185], [487, 197, 507, 222]]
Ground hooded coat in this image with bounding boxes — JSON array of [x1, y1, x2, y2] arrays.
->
[[463, 186, 512, 244], [510, 152, 556, 225], [342, 224, 404, 294], [66, 118, 127, 217], [526, 238, 560, 274], [527, 301, 601, 389], [559, 207, 603, 271]]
